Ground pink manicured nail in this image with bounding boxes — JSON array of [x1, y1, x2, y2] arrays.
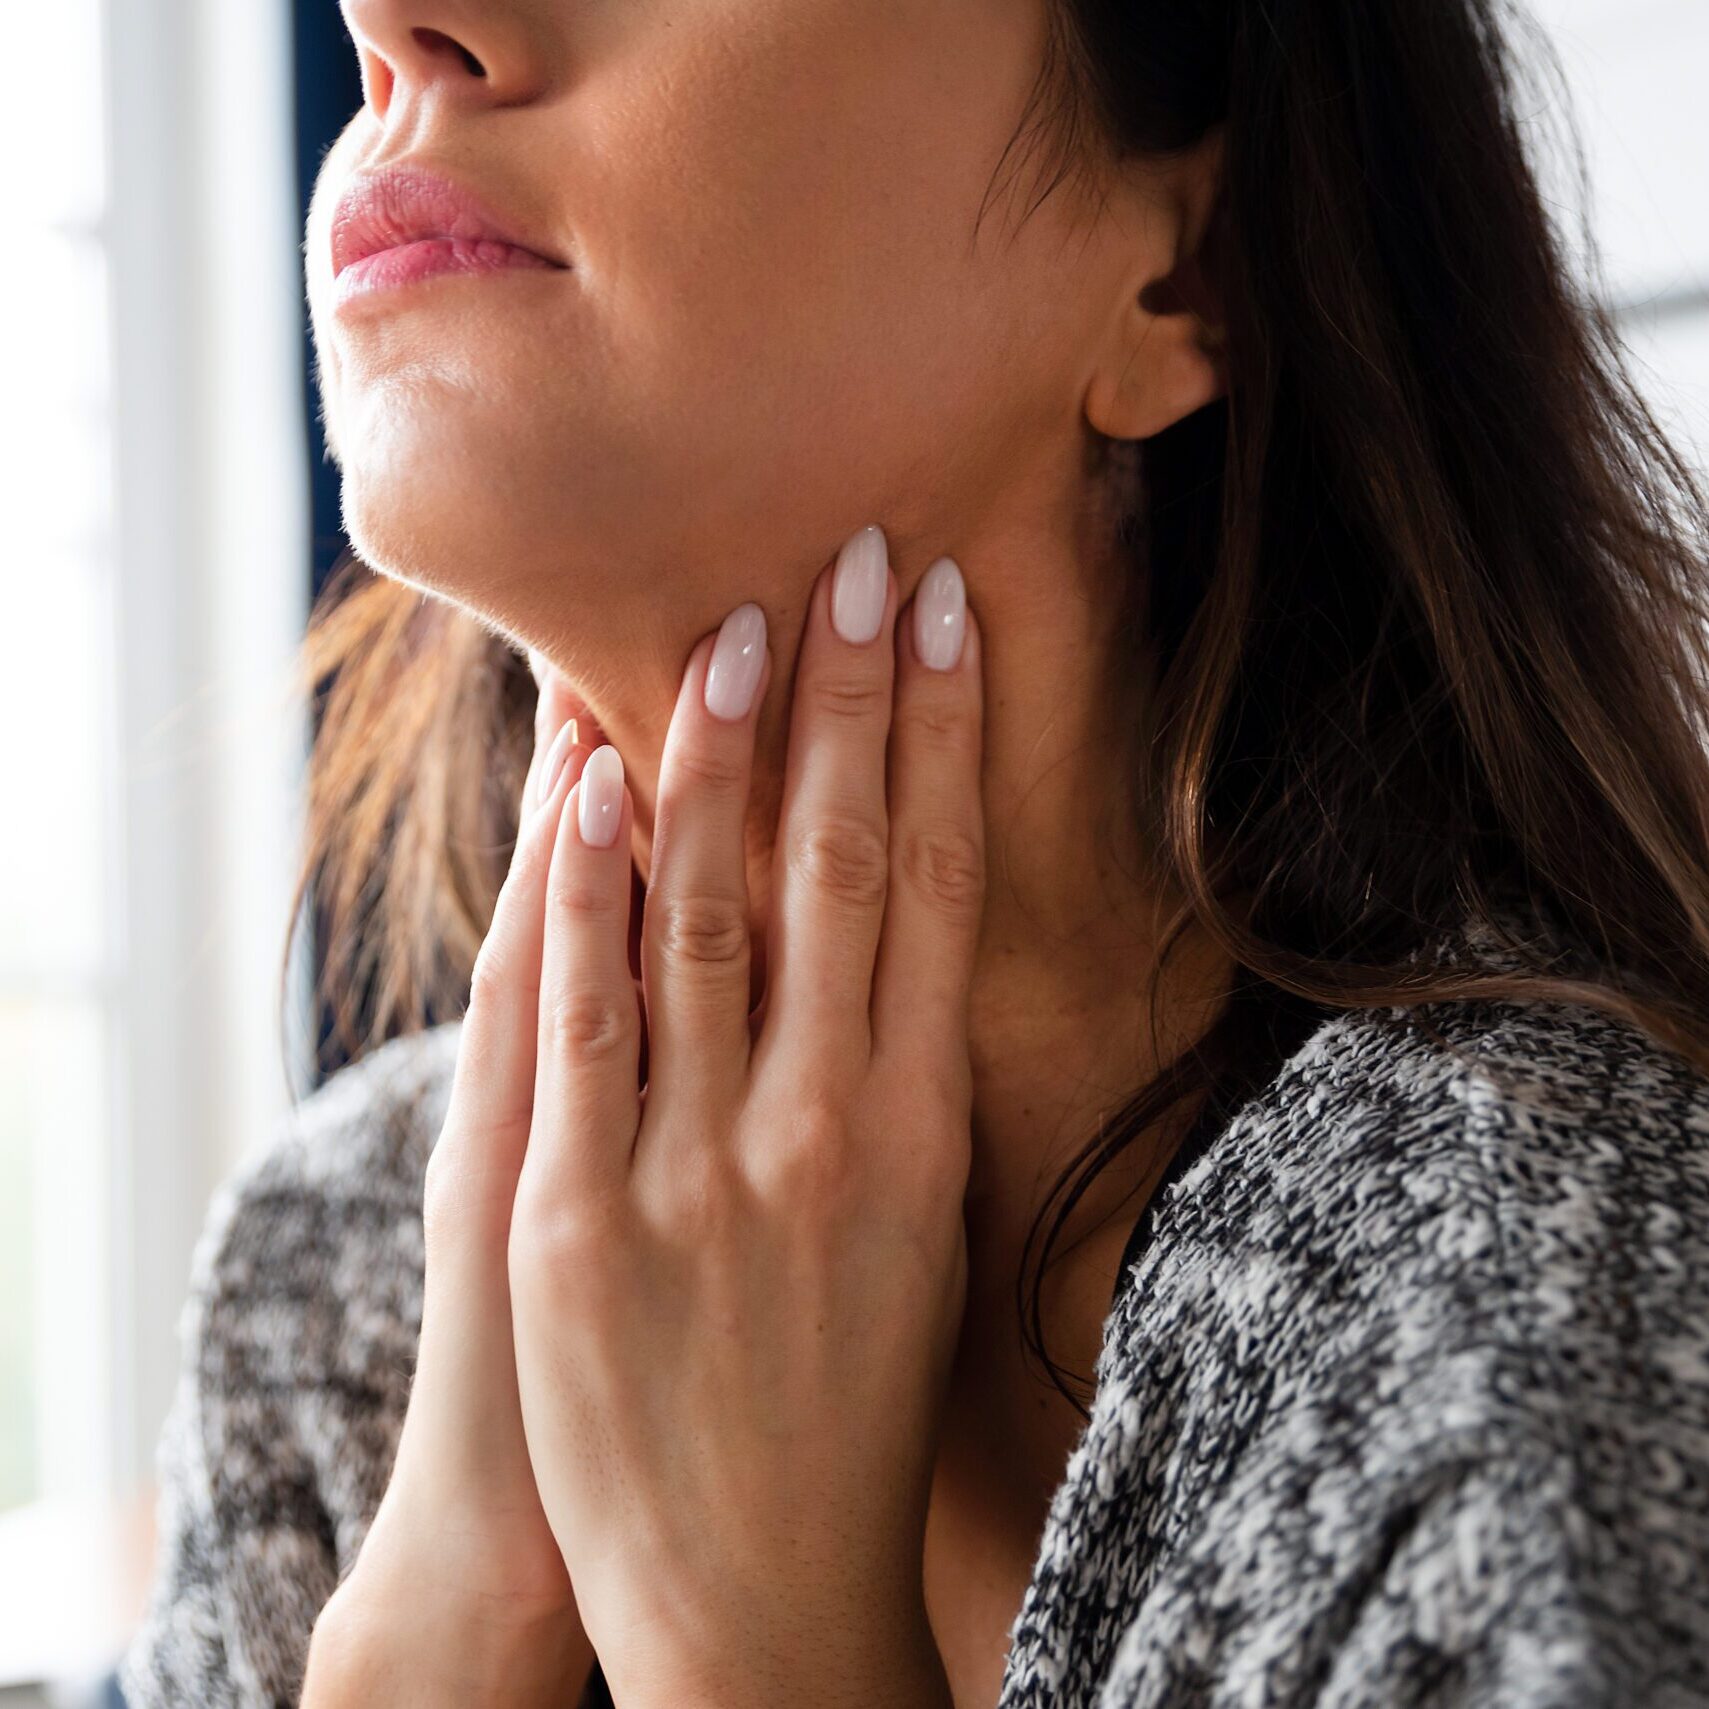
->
[[831, 525, 889, 644], [536, 720, 578, 806], [704, 602, 768, 721], [913, 556, 966, 671], [578, 744, 625, 848]]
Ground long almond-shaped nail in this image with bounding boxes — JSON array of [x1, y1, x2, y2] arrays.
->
[[831, 525, 889, 644], [704, 602, 767, 721], [913, 556, 966, 670], [578, 744, 625, 848], [536, 719, 578, 806]]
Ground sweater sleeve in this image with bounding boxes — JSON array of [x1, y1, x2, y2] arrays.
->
[[116, 1163, 354, 1709], [116, 1335, 241, 1708], [117, 1028, 454, 1709], [1090, 1438, 1665, 1709]]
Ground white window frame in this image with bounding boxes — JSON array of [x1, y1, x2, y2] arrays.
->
[[0, 0, 313, 1691]]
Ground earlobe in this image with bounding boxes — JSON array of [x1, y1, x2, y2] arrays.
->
[[1083, 130, 1229, 443], [1084, 282, 1229, 443]]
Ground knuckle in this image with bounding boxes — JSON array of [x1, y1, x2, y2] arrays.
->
[[651, 1147, 746, 1236], [750, 1101, 859, 1211], [545, 987, 635, 1060], [546, 865, 625, 926], [420, 1145, 461, 1242], [466, 946, 518, 1017], [896, 692, 977, 754], [421, 1126, 524, 1247], [671, 742, 747, 798], [510, 1196, 620, 1299], [899, 1087, 975, 1202], [790, 816, 889, 910], [653, 889, 751, 968], [811, 669, 889, 724], [898, 822, 985, 918]]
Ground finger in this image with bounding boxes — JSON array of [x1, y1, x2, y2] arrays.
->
[[529, 745, 643, 1207], [871, 558, 987, 1075], [443, 709, 588, 1180], [757, 525, 896, 1071], [521, 667, 580, 808], [412, 712, 585, 1569], [640, 604, 771, 1124]]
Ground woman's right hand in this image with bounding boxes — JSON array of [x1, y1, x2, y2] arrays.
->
[[304, 658, 602, 1707]]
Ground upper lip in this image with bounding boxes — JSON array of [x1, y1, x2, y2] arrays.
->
[[330, 162, 565, 278]]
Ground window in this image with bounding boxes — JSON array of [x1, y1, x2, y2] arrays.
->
[[0, 0, 308, 1690], [0, 0, 123, 1683], [1534, 0, 1709, 454]]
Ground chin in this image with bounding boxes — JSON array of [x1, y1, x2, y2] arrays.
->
[[337, 439, 685, 715], [338, 399, 587, 616]]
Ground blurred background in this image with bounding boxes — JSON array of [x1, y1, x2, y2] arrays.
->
[[0, 1, 1704, 1703]]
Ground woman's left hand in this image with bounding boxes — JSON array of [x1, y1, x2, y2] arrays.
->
[[509, 533, 983, 1709]]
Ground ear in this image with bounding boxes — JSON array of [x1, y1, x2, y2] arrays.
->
[[1084, 127, 1229, 443]]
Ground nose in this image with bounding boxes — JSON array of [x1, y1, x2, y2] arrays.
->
[[340, 0, 550, 119]]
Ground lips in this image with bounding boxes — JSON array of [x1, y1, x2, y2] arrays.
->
[[330, 163, 566, 292]]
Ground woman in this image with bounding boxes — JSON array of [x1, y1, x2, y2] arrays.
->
[[122, 0, 1709, 1704]]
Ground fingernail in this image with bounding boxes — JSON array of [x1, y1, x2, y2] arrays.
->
[[578, 744, 625, 848], [704, 602, 767, 721], [536, 720, 577, 805], [913, 556, 966, 671], [831, 525, 889, 645]]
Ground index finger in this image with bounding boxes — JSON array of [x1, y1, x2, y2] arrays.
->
[[447, 702, 589, 1152]]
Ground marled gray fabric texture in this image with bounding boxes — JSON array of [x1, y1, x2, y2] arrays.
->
[[120, 926, 1709, 1707]]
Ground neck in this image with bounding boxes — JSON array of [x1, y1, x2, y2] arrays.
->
[[527, 491, 1234, 1361]]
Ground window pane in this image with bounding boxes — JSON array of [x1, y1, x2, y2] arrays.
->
[[0, 231, 111, 549], [7, 0, 106, 229], [0, 554, 109, 985], [0, 1011, 35, 1511], [0, 997, 109, 1515], [1624, 310, 1709, 470]]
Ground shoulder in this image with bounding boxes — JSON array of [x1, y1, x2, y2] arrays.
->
[[183, 1019, 461, 1372], [236, 1017, 465, 1207], [119, 1021, 465, 1708], [1116, 985, 1709, 1435], [186, 1017, 463, 1423], [1135, 974, 1709, 1316], [182, 1014, 463, 1473], [194, 1023, 469, 1537], [201, 1019, 462, 1280], [1054, 992, 1709, 1706]]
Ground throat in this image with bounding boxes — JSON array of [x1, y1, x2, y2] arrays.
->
[[922, 1294, 1117, 1709], [919, 1104, 1204, 1707]]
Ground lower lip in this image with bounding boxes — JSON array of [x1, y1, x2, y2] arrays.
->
[[335, 237, 560, 308]]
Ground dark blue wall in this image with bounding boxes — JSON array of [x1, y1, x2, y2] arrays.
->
[[294, 1, 364, 606], [295, 5, 366, 1085]]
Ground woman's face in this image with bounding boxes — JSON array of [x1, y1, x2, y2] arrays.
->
[[306, 0, 1177, 659]]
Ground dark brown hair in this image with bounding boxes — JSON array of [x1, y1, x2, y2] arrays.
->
[[286, 0, 1709, 1418]]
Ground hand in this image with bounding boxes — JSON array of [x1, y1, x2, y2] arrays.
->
[[311, 665, 601, 1705], [507, 532, 983, 1708]]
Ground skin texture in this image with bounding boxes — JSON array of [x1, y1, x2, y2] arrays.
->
[[304, 2, 1236, 1702], [507, 562, 987, 1706]]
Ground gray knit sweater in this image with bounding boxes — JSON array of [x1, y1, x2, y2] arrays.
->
[[119, 924, 1709, 1708]]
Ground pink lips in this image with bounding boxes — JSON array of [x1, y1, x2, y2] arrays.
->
[[330, 164, 566, 307]]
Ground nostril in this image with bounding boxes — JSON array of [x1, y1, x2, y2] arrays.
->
[[411, 27, 486, 78], [356, 45, 396, 115]]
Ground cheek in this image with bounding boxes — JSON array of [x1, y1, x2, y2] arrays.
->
[[571, 24, 1060, 538], [312, 0, 1079, 598], [333, 325, 628, 599]]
